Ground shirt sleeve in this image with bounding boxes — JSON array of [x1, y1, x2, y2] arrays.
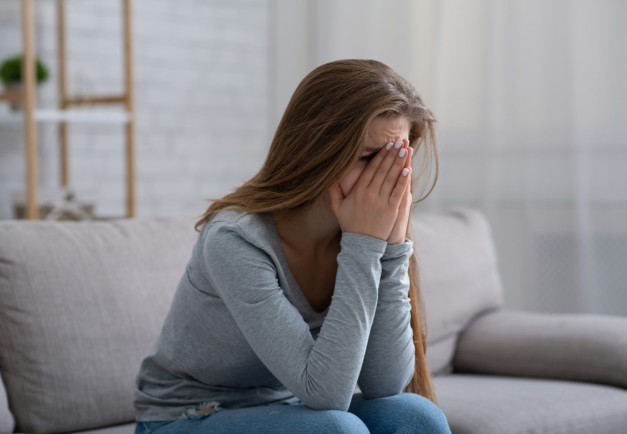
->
[[201, 222, 386, 411], [357, 240, 416, 398]]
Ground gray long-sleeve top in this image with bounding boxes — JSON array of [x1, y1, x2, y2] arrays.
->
[[134, 210, 415, 421]]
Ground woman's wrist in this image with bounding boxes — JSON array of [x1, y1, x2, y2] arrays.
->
[[382, 238, 413, 261]]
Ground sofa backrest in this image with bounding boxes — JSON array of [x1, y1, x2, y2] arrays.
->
[[411, 207, 505, 375], [0, 207, 503, 432], [0, 217, 198, 434]]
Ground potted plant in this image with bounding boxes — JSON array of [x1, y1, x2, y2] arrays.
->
[[0, 54, 49, 110]]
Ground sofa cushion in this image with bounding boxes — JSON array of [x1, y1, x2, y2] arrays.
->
[[454, 309, 627, 389], [411, 207, 504, 374], [0, 371, 14, 433], [435, 374, 627, 434], [0, 218, 198, 434]]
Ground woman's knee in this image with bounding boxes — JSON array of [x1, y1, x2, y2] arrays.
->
[[206, 405, 370, 434], [388, 393, 451, 433], [313, 410, 370, 433], [350, 393, 451, 434]]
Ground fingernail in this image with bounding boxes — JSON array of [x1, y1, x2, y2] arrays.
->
[[399, 148, 407, 158], [394, 140, 402, 149], [402, 168, 410, 176], [386, 141, 393, 151]]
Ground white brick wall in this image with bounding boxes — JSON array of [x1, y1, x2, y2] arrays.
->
[[0, 0, 271, 218]]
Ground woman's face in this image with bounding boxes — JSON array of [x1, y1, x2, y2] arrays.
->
[[339, 116, 411, 196]]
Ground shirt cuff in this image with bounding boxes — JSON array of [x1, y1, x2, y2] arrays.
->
[[341, 232, 388, 255], [382, 239, 413, 261]]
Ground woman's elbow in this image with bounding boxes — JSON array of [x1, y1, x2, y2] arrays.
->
[[360, 384, 404, 400], [359, 371, 412, 399]]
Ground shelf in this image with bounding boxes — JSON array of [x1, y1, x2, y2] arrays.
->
[[0, 109, 131, 124], [10, 0, 136, 219]]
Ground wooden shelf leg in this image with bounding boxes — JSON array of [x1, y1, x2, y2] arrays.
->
[[57, 0, 70, 189], [22, 0, 39, 219], [123, 0, 136, 218]]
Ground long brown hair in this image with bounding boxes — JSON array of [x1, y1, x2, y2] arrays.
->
[[196, 59, 439, 402]]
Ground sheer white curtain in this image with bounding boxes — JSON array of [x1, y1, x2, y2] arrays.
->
[[270, 0, 627, 315]]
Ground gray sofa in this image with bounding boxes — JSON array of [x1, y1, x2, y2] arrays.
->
[[0, 207, 626, 433]]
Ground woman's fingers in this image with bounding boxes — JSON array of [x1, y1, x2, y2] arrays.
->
[[404, 145, 413, 170], [353, 140, 392, 189], [389, 143, 413, 209], [355, 139, 409, 194], [389, 166, 412, 209], [379, 139, 411, 199], [387, 180, 412, 244], [369, 139, 404, 192], [333, 138, 412, 240], [391, 146, 413, 206]]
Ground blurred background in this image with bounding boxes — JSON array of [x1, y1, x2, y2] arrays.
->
[[0, 0, 625, 316]]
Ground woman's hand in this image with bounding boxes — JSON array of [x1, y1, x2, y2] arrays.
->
[[387, 145, 413, 244], [329, 139, 411, 241]]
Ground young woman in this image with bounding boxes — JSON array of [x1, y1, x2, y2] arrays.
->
[[135, 59, 451, 433]]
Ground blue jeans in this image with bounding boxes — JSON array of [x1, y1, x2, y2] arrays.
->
[[135, 393, 451, 433]]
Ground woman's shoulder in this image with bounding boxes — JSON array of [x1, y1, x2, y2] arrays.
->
[[201, 209, 276, 249]]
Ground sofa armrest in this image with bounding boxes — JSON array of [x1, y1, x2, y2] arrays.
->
[[453, 309, 627, 389]]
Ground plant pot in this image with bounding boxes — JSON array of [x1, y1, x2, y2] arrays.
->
[[6, 83, 23, 111]]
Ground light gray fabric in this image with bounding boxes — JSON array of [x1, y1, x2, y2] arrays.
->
[[435, 374, 627, 434], [0, 218, 198, 434], [454, 309, 627, 389], [136, 210, 415, 420], [426, 336, 457, 375], [0, 371, 14, 434], [411, 207, 505, 374]]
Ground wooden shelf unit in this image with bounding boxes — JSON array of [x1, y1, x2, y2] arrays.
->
[[0, 0, 136, 219]]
